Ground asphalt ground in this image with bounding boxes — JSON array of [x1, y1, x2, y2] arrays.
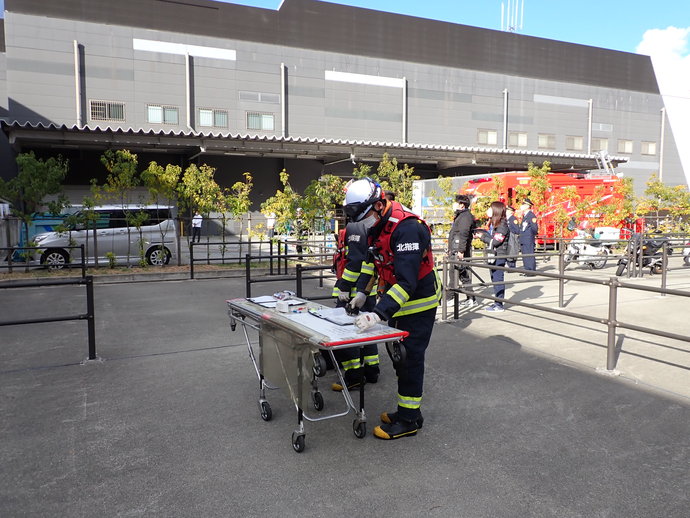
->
[[1, 261, 689, 517]]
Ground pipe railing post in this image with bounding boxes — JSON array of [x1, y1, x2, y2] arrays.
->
[[441, 257, 448, 321], [452, 260, 459, 320], [558, 239, 565, 308], [295, 263, 303, 298], [189, 242, 195, 279], [80, 244, 86, 278], [606, 276, 619, 371], [636, 235, 644, 278], [269, 239, 274, 275], [85, 275, 96, 360], [283, 239, 288, 275], [245, 253, 252, 298], [661, 240, 668, 295]]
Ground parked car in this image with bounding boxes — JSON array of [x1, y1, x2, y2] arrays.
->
[[32, 205, 177, 269]]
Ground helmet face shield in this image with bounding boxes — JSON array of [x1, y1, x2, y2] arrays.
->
[[343, 178, 383, 222], [344, 202, 372, 222]]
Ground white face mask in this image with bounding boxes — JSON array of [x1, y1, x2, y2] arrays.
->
[[486, 208, 493, 218], [360, 213, 377, 230], [452, 202, 461, 212]]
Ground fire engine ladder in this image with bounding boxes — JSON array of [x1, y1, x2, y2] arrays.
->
[[592, 151, 615, 177]]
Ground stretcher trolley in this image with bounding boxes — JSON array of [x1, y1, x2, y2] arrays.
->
[[226, 296, 408, 453]]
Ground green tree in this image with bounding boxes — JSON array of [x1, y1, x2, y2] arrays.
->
[[260, 170, 302, 235], [302, 174, 345, 232], [56, 182, 103, 266], [351, 154, 419, 208], [100, 149, 140, 263], [637, 173, 690, 231], [0, 152, 69, 269], [141, 161, 183, 266], [426, 175, 456, 236], [226, 172, 254, 260], [468, 175, 505, 226], [177, 163, 223, 244]]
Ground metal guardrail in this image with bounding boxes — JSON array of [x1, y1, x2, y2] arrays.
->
[[441, 255, 690, 371], [1, 244, 87, 277], [0, 275, 97, 361], [243, 252, 336, 300], [188, 237, 335, 279]]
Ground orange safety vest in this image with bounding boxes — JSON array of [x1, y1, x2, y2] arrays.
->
[[371, 203, 434, 287], [331, 228, 347, 278]]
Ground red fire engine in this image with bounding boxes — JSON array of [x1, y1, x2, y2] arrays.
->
[[459, 171, 638, 242]]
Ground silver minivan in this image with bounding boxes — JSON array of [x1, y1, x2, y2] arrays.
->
[[32, 205, 177, 268]]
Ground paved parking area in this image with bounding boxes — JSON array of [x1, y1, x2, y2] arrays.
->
[[1, 270, 688, 517]]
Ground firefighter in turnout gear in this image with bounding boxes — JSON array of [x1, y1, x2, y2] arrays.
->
[[331, 217, 380, 391], [343, 178, 441, 440]]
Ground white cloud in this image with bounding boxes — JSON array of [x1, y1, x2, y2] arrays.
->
[[636, 27, 690, 186]]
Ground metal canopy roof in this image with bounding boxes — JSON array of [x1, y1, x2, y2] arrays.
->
[[2, 121, 627, 171]]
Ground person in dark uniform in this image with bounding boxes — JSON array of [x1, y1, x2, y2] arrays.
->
[[331, 217, 380, 390], [519, 198, 539, 273], [505, 205, 520, 268], [447, 194, 477, 307], [475, 201, 510, 312], [344, 178, 440, 440]]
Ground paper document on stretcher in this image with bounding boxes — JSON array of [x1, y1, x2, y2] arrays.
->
[[249, 296, 304, 308], [308, 307, 356, 326]]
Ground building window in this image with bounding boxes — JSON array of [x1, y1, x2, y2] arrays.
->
[[538, 133, 556, 149], [617, 139, 633, 154], [147, 104, 179, 125], [566, 135, 584, 151], [239, 91, 280, 104], [90, 100, 126, 122], [477, 129, 498, 146], [592, 138, 608, 152], [247, 112, 275, 131], [641, 141, 657, 155], [199, 108, 228, 128], [508, 132, 527, 148]]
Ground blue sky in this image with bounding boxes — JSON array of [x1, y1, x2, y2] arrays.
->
[[220, 0, 688, 55]]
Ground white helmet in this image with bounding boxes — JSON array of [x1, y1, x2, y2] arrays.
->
[[343, 178, 384, 221]]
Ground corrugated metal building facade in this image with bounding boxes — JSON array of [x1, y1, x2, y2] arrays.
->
[[0, 0, 684, 201]]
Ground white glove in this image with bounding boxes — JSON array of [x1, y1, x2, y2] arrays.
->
[[337, 291, 350, 303], [348, 292, 367, 310], [354, 312, 381, 332]]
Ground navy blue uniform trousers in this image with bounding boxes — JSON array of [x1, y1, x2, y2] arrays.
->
[[388, 306, 436, 422]]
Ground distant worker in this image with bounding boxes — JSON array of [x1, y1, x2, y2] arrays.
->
[[447, 194, 477, 307], [191, 211, 202, 243], [345, 177, 440, 440], [294, 207, 307, 259], [331, 216, 380, 391], [265, 212, 276, 239], [475, 201, 510, 312], [505, 205, 520, 268], [519, 198, 538, 273]]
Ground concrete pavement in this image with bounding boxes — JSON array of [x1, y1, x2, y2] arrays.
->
[[1, 262, 688, 517]]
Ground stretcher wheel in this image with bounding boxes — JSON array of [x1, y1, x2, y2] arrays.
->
[[387, 341, 406, 364], [353, 420, 366, 439], [312, 391, 324, 411], [292, 432, 305, 453], [259, 401, 272, 421], [312, 354, 328, 377]]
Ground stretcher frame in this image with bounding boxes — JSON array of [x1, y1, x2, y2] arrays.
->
[[226, 297, 408, 452]]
